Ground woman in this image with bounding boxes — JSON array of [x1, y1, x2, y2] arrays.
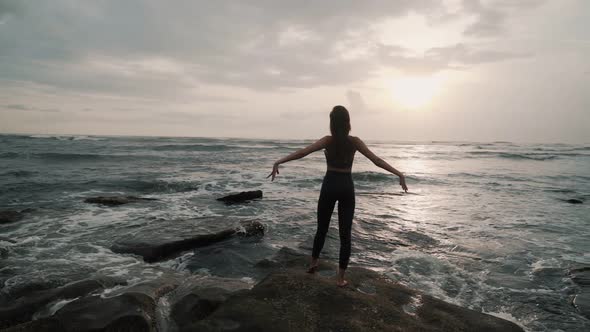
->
[[267, 105, 408, 287]]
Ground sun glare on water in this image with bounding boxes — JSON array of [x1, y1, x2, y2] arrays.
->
[[391, 75, 444, 109]]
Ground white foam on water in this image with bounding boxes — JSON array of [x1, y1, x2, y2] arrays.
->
[[33, 297, 80, 320], [402, 294, 423, 316], [16, 236, 42, 245], [384, 247, 489, 308], [483, 309, 528, 331], [100, 284, 129, 298], [157, 252, 195, 272]]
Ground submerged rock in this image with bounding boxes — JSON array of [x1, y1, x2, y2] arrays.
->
[[0, 278, 125, 329], [0, 210, 24, 224], [570, 267, 590, 319], [179, 248, 524, 332], [111, 220, 265, 263], [565, 198, 584, 204], [83, 196, 157, 206], [217, 190, 263, 204]]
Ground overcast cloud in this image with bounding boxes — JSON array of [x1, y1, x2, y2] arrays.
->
[[0, 0, 588, 142]]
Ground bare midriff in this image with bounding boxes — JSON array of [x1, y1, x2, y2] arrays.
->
[[326, 166, 352, 173]]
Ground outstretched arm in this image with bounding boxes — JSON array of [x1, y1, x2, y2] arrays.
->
[[267, 136, 330, 181], [353, 137, 408, 192]]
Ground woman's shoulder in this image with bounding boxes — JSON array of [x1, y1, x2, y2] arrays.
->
[[348, 135, 361, 144]]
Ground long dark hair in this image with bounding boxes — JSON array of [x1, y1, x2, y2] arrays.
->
[[330, 105, 351, 139], [328, 106, 353, 159]]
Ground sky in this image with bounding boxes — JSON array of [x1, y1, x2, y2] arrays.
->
[[0, 0, 589, 143]]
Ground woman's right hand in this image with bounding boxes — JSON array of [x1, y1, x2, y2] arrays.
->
[[399, 175, 408, 193], [267, 162, 280, 181]]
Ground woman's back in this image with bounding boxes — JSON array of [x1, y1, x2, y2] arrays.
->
[[324, 135, 356, 171]]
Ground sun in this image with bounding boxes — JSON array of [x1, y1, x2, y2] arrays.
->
[[391, 75, 444, 109]]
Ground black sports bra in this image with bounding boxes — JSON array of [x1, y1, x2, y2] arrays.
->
[[324, 136, 356, 169]]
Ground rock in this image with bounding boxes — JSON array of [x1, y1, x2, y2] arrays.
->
[[55, 292, 155, 332], [570, 267, 590, 286], [565, 198, 583, 204], [0, 276, 178, 332], [51, 276, 180, 332], [569, 267, 590, 319], [169, 277, 252, 331], [180, 248, 524, 332], [111, 221, 265, 263], [0, 278, 125, 329], [1, 318, 64, 332], [83, 196, 157, 206], [217, 190, 263, 204], [573, 291, 590, 320], [0, 210, 24, 224]]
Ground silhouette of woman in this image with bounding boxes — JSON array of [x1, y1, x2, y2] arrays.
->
[[267, 105, 408, 287]]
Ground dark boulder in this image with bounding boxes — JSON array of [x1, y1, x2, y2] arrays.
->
[[0, 278, 125, 329], [1, 276, 179, 332], [565, 198, 584, 204], [53, 292, 155, 332], [217, 190, 262, 204], [2, 318, 64, 332], [111, 220, 265, 263], [169, 277, 252, 331], [84, 196, 157, 206], [0, 210, 24, 224]]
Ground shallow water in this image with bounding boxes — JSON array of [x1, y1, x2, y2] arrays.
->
[[1, 134, 589, 331]]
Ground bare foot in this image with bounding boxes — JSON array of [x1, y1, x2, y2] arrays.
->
[[307, 257, 319, 274], [336, 279, 349, 287], [306, 265, 319, 274]]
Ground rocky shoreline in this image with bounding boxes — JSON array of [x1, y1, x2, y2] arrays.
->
[[1, 245, 524, 332]]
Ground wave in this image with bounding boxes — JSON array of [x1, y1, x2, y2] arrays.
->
[[115, 179, 200, 193], [467, 151, 561, 161], [0, 170, 36, 177], [0, 152, 19, 159], [353, 171, 394, 182], [0, 152, 144, 162], [498, 153, 558, 161], [28, 135, 104, 141], [37, 153, 118, 162], [149, 143, 285, 152], [150, 144, 235, 152], [352, 171, 442, 185]]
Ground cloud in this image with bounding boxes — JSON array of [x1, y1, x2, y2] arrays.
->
[[1, 104, 61, 112], [0, 0, 455, 97], [462, 0, 546, 37], [377, 42, 531, 74], [346, 90, 367, 112]]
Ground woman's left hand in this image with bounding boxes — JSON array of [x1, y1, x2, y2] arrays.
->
[[267, 162, 280, 181], [399, 175, 408, 193]]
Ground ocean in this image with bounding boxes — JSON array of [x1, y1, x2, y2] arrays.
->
[[1, 134, 589, 331]]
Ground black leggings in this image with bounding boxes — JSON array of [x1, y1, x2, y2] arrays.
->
[[312, 171, 355, 269]]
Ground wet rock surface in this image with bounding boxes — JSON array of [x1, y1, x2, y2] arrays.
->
[[217, 190, 263, 204], [0, 278, 125, 329], [564, 198, 584, 204], [111, 220, 265, 263], [1, 248, 524, 332], [2, 276, 180, 332], [183, 248, 524, 332], [83, 196, 157, 206], [570, 267, 590, 319]]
